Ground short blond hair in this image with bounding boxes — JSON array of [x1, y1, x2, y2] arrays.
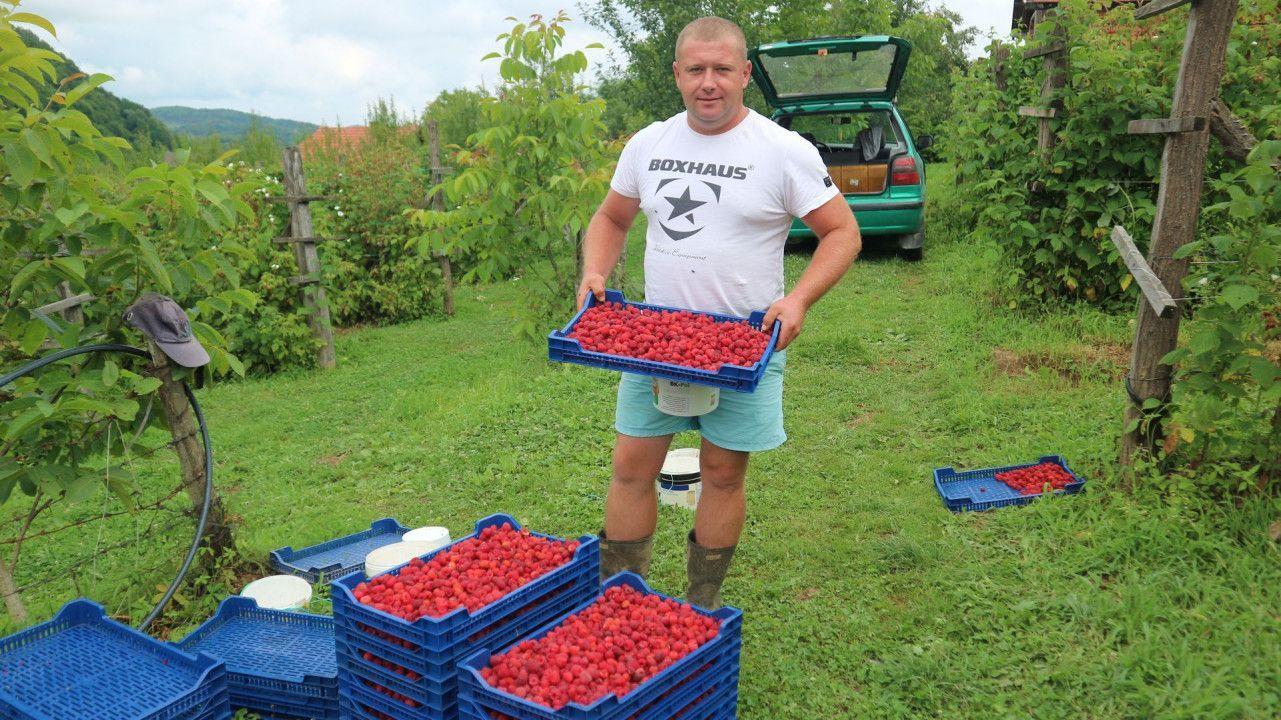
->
[[674, 16, 747, 61]]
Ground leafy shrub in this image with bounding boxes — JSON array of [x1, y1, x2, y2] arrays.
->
[[945, 0, 1279, 308]]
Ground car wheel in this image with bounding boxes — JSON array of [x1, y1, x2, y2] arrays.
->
[[896, 226, 924, 262]]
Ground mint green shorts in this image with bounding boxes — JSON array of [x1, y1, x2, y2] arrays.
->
[[614, 351, 787, 453]]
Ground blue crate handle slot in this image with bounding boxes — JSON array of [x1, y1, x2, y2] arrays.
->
[[548, 289, 780, 392]]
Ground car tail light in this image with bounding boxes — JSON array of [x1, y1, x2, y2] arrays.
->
[[890, 156, 920, 186]]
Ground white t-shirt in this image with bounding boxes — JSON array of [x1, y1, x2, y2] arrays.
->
[[610, 108, 839, 318]]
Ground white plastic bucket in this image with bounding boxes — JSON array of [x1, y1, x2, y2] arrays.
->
[[364, 541, 433, 577], [241, 574, 312, 610], [657, 447, 701, 510], [402, 526, 451, 552], [652, 378, 719, 417]]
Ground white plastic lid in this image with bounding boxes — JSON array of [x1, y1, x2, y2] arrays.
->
[[365, 541, 433, 577], [660, 447, 701, 481], [402, 526, 451, 550], [241, 575, 312, 610]]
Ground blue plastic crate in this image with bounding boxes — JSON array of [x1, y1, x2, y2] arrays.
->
[[547, 290, 780, 393], [270, 518, 411, 582], [0, 599, 229, 720], [176, 596, 338, 705], [228, 690, 338, 720], [331, 514, 598, 661], [457, 572, 741, 720], [338, 682, 456, 720], [458, 679, 737, 720], [933, 454, 1086, 512]]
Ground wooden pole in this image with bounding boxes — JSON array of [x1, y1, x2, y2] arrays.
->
[[1034, 8, 1068, 164], [145, 342, 236, 555], [281, 147, 337, 369], [1120, 0, 1240, 465], [426, 121, 456, 317]]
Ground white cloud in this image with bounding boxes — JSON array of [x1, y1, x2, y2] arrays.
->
[[22, 0, 1009, 125]]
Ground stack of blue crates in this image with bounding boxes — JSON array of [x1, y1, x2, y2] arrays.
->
[[0, 599, 230, 720], [176, 596, 339, 720], [330, 514, 600, 720], [456, 573, 741, 720]]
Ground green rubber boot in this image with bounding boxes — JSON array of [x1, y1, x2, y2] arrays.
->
[[598, 530, 653, 581], [686, 530, 737, 610]]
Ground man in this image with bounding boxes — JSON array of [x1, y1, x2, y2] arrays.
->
[[576, 16, 860, 609]]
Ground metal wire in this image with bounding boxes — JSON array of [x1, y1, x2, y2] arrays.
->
[[0, 344, 212, 632]]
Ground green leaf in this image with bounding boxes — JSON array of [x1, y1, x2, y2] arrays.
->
[[19, 319, 48, 355], [4, 143, 36, 185], [136, 237, 173, 292], [7, 12, 57, 37], [4, 401, 55, 441], [65, 473, 99, 503], [101, 359, 119, 388], [9, 259, 43, 296], [1220, 284, 1258, 311], [63, 72, 112, 107], [21, 128, 52, 167]]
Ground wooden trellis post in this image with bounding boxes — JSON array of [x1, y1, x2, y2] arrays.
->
[[277, 147, 337, 369], [1116, 0, 1240, 465], [425, 121, 456, 318], [1019, 3, 1070, 192]]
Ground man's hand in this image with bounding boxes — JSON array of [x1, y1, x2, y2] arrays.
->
[[762, 294, 808, 350], [577, 273, 607, 309]]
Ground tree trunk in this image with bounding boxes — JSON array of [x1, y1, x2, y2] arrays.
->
[[0, 561, 27, 623]]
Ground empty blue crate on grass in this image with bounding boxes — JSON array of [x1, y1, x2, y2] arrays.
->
[[175, 596, 338, 720], [457, 572, 741, 720], [547, 289, 780, 393], [933, 454, 1086, 512], [0, 599, 230, 720], [331, 514, 599, 720], [270, 518, 411, 582]]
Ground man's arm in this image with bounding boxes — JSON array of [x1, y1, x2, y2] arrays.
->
[[577, 190, 642, 308], [761, 194, 861, 350]]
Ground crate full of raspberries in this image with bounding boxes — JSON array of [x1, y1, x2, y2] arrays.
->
[[548, 289, 780, 392], [933, 455, 1085, 512], [332, 514, 599, 720], [457, 572, 741, 720]]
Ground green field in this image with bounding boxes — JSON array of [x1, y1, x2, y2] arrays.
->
[[8, 169, 1280, 719]]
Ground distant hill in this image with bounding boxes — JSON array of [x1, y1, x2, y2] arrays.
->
[[16, 28, 174, 149], [151, 107, 318, 144]]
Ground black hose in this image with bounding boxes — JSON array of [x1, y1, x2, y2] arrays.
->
[[1, 344, 213, 633]]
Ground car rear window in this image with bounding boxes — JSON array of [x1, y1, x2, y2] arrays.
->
[[786, 111, 903, 151]]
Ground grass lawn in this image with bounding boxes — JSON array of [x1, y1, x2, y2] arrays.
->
[[5, 167, 1279, 719]]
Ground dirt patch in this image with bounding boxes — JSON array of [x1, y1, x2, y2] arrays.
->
[[796, 587, 820, 602], [992, 342, 1129, 385], [319, 453, 347, 468], [844, 406, 875, 429]]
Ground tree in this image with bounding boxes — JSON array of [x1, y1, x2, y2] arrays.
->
[[411, 12, 615, 337], [421, 87, 492, 158]]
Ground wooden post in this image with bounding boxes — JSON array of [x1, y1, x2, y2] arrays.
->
[[1034, 7, 1068, 163], [145, 342, 236, 556], [281, 147, 337, 369], [992, 45, 1010, 92], [426, 121, 456, 317], [1120, 0, 1240, 465]]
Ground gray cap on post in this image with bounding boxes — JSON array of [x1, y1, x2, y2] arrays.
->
[[124, 293, 211, 368]]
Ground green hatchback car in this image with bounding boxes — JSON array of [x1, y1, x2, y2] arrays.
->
[[749, 35, 928, 260]]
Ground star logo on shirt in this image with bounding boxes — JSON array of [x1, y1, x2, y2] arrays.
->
[[654, 178, 721, 241]]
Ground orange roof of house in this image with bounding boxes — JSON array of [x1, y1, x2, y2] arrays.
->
[[298, 125, 418, 158]]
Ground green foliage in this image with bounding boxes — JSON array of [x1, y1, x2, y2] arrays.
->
[[945, 0, 1279, 308], [150, 106, 317, 145], [0, 5, 255, 509], [581, 0, 973, 140], [413, 12, 614, 337], [421, 87, 492, 160], [1156, 141, 1281, 495], [307, 125, 443, 327]]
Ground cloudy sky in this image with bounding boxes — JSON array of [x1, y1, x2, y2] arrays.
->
[[25, 1, 1013, 125]]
